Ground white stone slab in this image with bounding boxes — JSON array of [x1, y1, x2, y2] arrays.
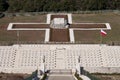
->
[[53, 18, 65, 24], [0, 44, 120, 73], [45, 29, 50, 42], [68, 14, 72, 24], [69, 29, 75, 43], [47, 14, 51, 24]]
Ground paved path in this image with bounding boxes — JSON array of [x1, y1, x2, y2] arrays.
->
[[48, 75, 76, 80]]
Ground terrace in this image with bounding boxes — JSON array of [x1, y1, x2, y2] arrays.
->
[[7, 13, 111, 43]]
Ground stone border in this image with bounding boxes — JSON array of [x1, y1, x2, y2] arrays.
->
[[68, 14, 72, 24], [7, 23, 48, 30], [71, 23, 111, 30], [7, 14, 111, 43], [47, 13, 72, 24], [69, 29, 75, 43], [7, 23, 50, 42], [45, 29, 50, 42], [47, 14, 51, 24]]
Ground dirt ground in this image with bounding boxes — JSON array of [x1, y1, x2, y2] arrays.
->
[[0, 13, 119, 43], [70, 24, 106, 28], [0, 73, 30, 80], [18, 30, 45, 41], [92, 74, 120, 80], [0, 25, 45, 42], [74, 30, 100, 43], [74, 30, 110, 43], [50, 28, 70, 42], [72, 13, 120, 42], [13, 24, 49, 28]]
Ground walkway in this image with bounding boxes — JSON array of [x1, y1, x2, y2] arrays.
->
[[48, 74, 75, 80]]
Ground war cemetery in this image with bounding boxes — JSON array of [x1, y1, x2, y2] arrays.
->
[[0, 12, 120, 80]]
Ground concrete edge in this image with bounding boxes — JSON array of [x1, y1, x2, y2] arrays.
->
[[69, 29, 75, 43], [7, 23, 49, 30], [45, 29, 50, 42], [80, 75, 91, 80], [68, 14, 72, 24]]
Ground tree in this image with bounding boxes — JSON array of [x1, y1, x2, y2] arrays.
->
[[23, 0, 35, 12], [34, 0, 45, 11], [8, 0, 24, 12], [6, 0, 120, 12], [0, 0, 8, 12], [116, 0, 120, 10]]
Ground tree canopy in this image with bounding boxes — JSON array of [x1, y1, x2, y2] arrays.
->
[[0, 0, 120, 12], [0, 0, 8, 12]]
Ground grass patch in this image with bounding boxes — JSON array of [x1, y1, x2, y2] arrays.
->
[[92, 74, 120, 80], [0, 14, 46, 25], [73, 13, 120, 42]]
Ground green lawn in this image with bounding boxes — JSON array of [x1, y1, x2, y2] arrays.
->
[[0, 14, 46, 25]]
